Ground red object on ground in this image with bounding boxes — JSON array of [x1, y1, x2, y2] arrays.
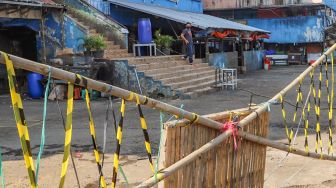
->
[[264, 57, 271, 70], [74, 151, 83, 159], [74, 87, 82, 100]]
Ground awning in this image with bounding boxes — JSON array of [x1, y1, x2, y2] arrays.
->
[[109, 0, 269, 33]]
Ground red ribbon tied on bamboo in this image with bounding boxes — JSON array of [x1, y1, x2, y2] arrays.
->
[[220, 121, 239, 150]]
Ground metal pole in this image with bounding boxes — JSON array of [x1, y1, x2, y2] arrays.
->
[[134, 68, 143, 94]]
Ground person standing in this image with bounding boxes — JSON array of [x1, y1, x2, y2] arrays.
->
[[181, 22, 194, 65]]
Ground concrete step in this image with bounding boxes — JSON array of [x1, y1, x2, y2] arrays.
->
[[143, 63, 209, 75], [106, 44, 121, 50], [184, 87, 218, 98], [128, 55, 184, 65], [135, 61, 189, 71], [105, 52, 130, 58], [105, 49, 128, 54], [151, 67, 213, 80], [169, 75, 215, 90], [160, 69, 215, 84], [106, 40, 117, 46], [105, 53, 133, 59], [177, 80, 216, 93]]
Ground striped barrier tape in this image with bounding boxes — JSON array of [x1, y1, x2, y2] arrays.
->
[[3, 52, 36, 188], [304, 70, 314, 152], [112, 99, 126, 188], [315, 63, 323, 154], [135, 94, 154, 172], [84, 89, 107, 188], [329, 53, 334, 155], [325, 57, 332, 154], [280, 95, 294, 148], [59, 83, 74, 188], [293, 79, 303, 122]]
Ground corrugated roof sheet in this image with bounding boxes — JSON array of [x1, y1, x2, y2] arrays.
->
[[109, 0, 269, 33]]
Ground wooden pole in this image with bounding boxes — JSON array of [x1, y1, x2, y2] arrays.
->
[[236, 43, 336, 133], [238, 131, 336, 161], [2, 43, 336, 187], [0, 52, 222, 130], [136, 43, 336, 187]]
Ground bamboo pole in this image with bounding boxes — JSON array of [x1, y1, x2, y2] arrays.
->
[[2, 44, 336, 187], [238, 131, 336, 161], [137, 129, 336, 188], [136, 44, 336, 187], [0, 52, 222, 130]]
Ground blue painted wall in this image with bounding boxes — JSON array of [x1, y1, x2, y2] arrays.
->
[[87, 0, 110, 14], [64, 15, 86, 53], [118, 0, 203, 13], [0, 12, 86, 62], [64, 0, 110, 14], [324, 0, 336, 11], [246, 16, 324, 43], [37, 12, 86, 61], [243, 50, 264, 71]]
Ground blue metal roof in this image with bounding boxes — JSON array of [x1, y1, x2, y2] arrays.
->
[[109, 0, 269, 33]]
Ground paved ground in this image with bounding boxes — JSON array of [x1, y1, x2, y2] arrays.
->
[[1, 65, 336, 187]]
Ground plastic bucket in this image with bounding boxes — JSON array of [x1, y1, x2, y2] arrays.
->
[[27, 72, 43, 99]]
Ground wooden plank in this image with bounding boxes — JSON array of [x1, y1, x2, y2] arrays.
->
[[163, 127, 171, 188], [167, 128, 176, 187], [190, 125, 196, 188], [180, 127, 188, 188], [158, 126, 167, 188], [178, 127, 185, 188], [174, 126, 180, 188], [194, 126, 201, 188]]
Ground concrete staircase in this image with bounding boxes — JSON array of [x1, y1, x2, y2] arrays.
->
[[126, 56, 217, 98], [67, 13, 133, 59]]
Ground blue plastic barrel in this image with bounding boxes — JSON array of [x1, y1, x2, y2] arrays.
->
[[27, 72, 43, 99], [138, 18, 152, 44]]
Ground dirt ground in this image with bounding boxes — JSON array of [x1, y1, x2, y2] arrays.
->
[[1, 65, 336, 187]]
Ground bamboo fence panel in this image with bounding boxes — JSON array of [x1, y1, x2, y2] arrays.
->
[[160, 108, 269, 188]]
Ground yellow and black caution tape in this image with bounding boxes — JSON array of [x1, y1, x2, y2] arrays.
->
[[84, 89, 107, 188], [326, 55, 334, 155], [112, 99, 126, 188], [304, 70, 315, 152], [280, 95, 294, 148], [135, 94, 154, 172], [59, 83, 74, 188], [189, 113, 199, 126], [293, 79, 303, 122], [314, 63, 323, 153], [3, 52, 37, 188]]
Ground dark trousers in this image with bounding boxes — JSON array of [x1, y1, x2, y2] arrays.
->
[[184, 43, 193, 64]]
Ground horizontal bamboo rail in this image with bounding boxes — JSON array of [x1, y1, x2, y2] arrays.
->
[[137, 128, 336, 188], [136, 44, 336, 187], [2, 44, 336, 187], [0, 52, 224, 130]]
